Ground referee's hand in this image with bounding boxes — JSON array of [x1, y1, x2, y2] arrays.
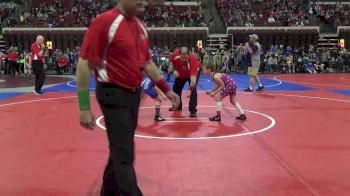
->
[[187, 90, 192, 98], [80, 110, 96, 130], [174, 71, 179, 78], [166, 91, 180, 110]]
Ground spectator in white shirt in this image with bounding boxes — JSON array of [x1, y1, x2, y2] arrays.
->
[[268, 16, 276, 23]]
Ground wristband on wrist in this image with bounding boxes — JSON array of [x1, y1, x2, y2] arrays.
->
[[77, 89, 90, 110], [189, 86, 195, 91], [155, 78, 170, 94]]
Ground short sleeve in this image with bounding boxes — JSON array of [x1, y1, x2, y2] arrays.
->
[[31, 44, 39, 56], [251, 45, 258, 54], [80, 18, 108, 65], [169, 49, 179, 63], [135, 18, 151, 62], [145, 41, 151, 61]]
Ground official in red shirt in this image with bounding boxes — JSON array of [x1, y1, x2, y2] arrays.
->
[[30, 35, 46, 95], [168, 47, 201, 117], [75, 0, 180, 195], [7, 47, 18, 76]]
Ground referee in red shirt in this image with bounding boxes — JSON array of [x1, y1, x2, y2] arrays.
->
[[7, 47, 18, 76], [76, 0, 180, 195], [31, 35, 46, 95], [168, 47, 201, 117]]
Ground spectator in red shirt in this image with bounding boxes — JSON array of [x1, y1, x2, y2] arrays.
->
[[31, 35, 46, 95], [75, 0, 180, 195], [58, 56, 68, 68], [6, 47, 18, 76], [168, 47, 201, 117], [0, 52, 7, 74]]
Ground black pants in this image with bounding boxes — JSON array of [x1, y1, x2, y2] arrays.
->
[[56, 61, 62, 74], [96, 82, 143, 196], [173, 74, 200, 113], [32, 60, 46, 92], [9, 60, 17, 76]]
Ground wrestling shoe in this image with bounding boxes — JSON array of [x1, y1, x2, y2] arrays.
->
[[209, 115, 221, 122], [33, 90, 44, 95], [243, 87, 253, 92], [256, 85, 264, 92], [154, 115, 166, 122], [236, 114, 247, 120]]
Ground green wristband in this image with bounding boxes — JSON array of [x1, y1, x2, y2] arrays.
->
[[77, 89, 90, 110]]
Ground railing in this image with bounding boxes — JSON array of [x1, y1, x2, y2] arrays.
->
[[2, 27, 209, 33], [2, 27, 210, 51], [227, 26, 320, 33]]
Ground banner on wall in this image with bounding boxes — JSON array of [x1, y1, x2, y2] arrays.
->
[[196, 40, 203, 49], [46, 41, 53, 50], [339, 39, 345, 48]]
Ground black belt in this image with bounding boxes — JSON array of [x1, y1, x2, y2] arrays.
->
[[97, 82, 140, 93]]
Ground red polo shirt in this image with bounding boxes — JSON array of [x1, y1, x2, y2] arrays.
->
[[31, 43, 44, 62], [80, 8, 151, 89], [169, 49, 200, 79], [7, 52, 18, 61]]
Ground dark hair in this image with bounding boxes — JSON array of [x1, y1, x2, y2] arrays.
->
[[205, 65, 215, 72]]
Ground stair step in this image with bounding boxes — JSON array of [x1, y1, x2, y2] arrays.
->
[[318, 43, 338, 46], [208, 34, 228, 38], [318, 39, 339, 41], [207, 43, 228, 46], [317, 33, 339, 49], [207, 33, 229, 50], [319, 33, 338, 37]]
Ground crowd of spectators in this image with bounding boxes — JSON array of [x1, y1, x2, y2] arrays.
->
[[199, 44, 350, 74], [308, 1, 350, 28], [0, 46, 80, 75], [261, 45, 350, 73], [0, 0, 206, 28], [143, 3, 206, 27], [0, 3, 18, 28], [1, 44, 350, 77], [216, 0, 315, 27], [12, 0, 109, 27], [5, 0, 350, 28]]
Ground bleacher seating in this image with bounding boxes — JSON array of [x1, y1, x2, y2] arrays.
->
[[309, 2, 350, 26], [143, 4, 205, 27], [216, 0, 317, 27], [1, 0, 205, 28]]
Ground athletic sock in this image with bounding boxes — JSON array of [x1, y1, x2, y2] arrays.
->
[[216, 102, 222, 116], [234, 102, 244, 115]]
